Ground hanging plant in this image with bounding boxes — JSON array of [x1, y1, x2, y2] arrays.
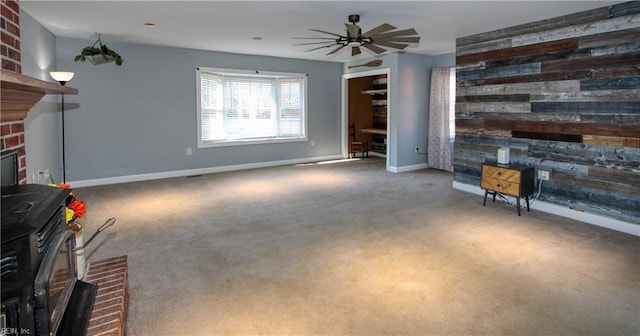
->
[[74, 33, 123, 66]]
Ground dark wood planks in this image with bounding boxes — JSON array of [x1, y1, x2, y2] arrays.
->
[[581, 77, 640, 91], [457, 94, 530, 103], [485, 120, 640, 138], [579, 27, 640, 49], [457, 39, 579, 65], [542, 53, 640, 73], [608, 1, 640, 17], [531, 101, 640, 113]]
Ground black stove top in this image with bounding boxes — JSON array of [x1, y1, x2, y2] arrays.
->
[[1, 184, 70, 244]]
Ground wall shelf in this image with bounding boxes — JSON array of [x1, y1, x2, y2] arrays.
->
[[364, 74, 387, 155], [359, 128, 387, 135], [362, 89, 387, 95], [1, 69, 78, 121]]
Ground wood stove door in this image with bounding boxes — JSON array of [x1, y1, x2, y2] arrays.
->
[[33, 230, 77, 336]]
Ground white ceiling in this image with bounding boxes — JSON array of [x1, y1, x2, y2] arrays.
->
[[21, 1, 620, 63]]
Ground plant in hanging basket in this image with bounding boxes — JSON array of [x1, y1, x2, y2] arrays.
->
[[74, 35, 123, 66]]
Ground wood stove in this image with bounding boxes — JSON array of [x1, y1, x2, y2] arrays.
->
[[1, 182, 96, 336]]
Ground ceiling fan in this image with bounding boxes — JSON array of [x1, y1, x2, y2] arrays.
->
[[294, 14, 420, 57]]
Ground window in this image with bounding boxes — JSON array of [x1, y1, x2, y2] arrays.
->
[[197, 67, 307, 147]]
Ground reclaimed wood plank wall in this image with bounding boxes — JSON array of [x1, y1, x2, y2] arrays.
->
[[454, 1, 640, 224]]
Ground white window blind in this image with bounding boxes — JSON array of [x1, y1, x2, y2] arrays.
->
[[197, 67, 306, 147]]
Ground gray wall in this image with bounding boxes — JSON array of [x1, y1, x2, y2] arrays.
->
[[431, 53, 456, 68], [21, 15, 454, 182], [20, 10, 62, 184], [55, 37, 343, 182], [396, 53, 430, 167]]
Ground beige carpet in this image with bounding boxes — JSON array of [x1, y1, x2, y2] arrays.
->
[[75, 158, 640, 336]]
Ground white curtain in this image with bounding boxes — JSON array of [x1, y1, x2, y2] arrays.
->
[[428, 67, 454, 172]]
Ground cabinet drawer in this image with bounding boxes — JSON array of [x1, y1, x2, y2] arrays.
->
[[481, 176, 521, 196], [482, 165, 521, 183]]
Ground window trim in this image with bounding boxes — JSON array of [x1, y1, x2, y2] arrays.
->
[[196, 67, 308, 148], [449, 66, 456, 142]]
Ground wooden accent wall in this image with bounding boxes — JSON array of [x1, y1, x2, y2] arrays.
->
[[454, 1, 640, 224]]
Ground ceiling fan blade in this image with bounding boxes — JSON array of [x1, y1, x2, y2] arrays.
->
[[372, 41, 409, 50], [305, 44, 337, 52], [374, 36, 420, 44], [294, 41, 339, 46], [309, 29, 345, 38], [363, 43, 387, 54], [370, 28, 419, 39], [327, 44, 347, 55], [352, 46, 362, 56], [362, 23, 397, 37], [293, 37, 337, 40]]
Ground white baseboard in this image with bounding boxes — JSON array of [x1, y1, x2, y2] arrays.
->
[[388, 163, 428, 173], [452, 181, 640, 237], [69, 155, 343, 188]]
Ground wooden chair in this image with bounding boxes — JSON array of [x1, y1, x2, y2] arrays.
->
[[349, 123, 368, 159]]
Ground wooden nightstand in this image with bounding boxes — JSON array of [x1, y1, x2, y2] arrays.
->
[[481, 163, 535, 216]]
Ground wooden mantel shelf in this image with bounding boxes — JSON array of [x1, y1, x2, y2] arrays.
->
[[1, 69, 78, 122]]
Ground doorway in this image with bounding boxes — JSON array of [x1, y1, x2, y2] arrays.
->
[[342, 68, 391, 170]]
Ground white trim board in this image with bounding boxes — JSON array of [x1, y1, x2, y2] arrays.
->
[[388, 163, 428, 173], [453, 181, 640, 237], [68, 155, 342, 188], [342, 68, 392, 171]]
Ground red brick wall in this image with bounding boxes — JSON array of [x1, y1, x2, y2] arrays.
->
[[1, 0, 26, 184], [1, 0, 21, 73]]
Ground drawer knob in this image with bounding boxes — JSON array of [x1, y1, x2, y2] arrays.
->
[[496, 184, 500, 187]]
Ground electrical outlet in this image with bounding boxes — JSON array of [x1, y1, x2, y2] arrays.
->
[[186, 148, 192, 156], [538, 170, 550, 181], [310, 140, 315, 146], [36, 169, 51, 183]]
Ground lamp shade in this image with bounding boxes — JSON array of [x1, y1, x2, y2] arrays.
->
[[50, 71, 75, 85]]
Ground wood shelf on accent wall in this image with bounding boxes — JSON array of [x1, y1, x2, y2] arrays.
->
[[1, 69, 78, 121]]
